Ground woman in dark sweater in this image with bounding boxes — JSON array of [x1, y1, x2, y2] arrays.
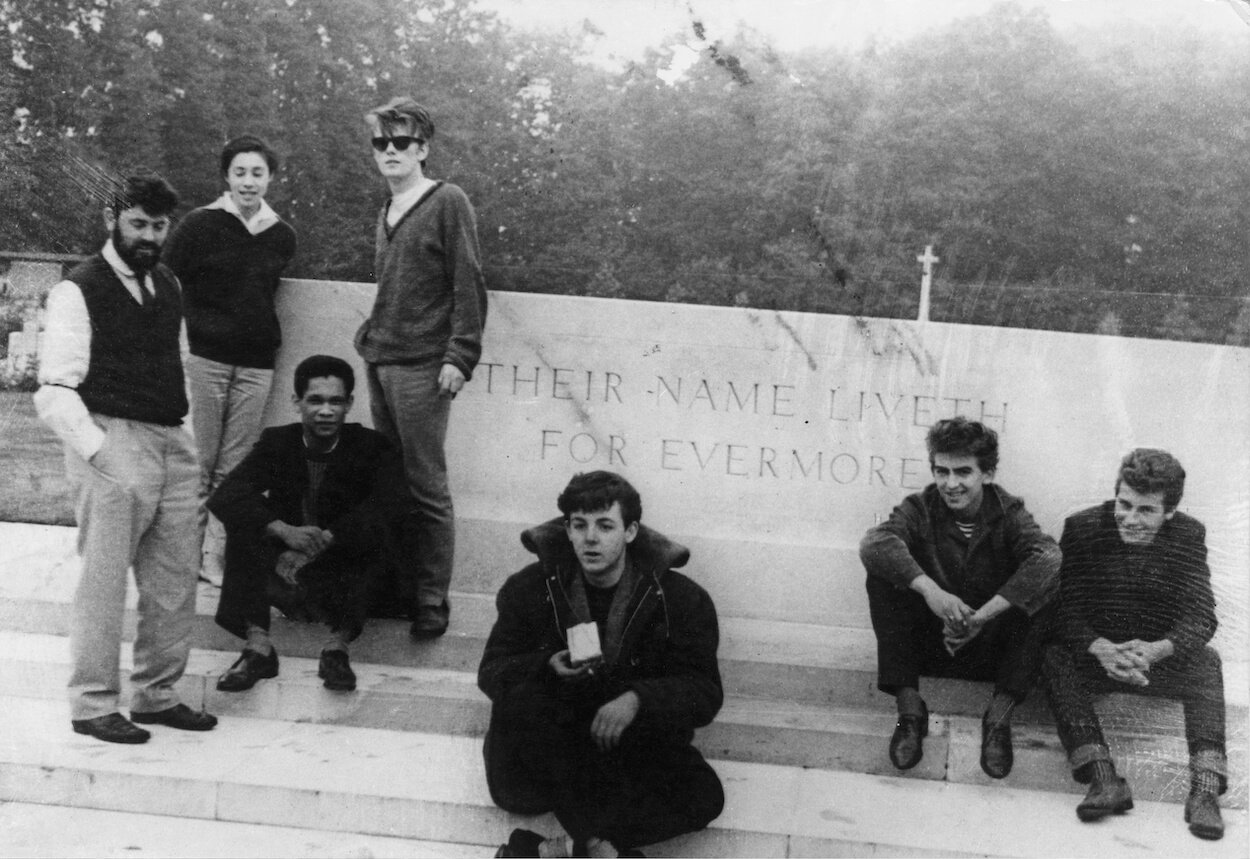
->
[[163, 135, 298, 585]]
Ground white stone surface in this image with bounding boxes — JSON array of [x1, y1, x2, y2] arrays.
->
[[0, 800, 484, 858], [271, 282, 1250, 646], [2, 696, 1244, 858]]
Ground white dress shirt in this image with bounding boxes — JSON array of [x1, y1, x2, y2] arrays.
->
[[35, 240, 191, 461]]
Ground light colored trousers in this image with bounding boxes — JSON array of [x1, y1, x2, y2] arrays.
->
[[367, 361, 454, 609], [65, 415, 202, 720], [186, 354, 273, 561]]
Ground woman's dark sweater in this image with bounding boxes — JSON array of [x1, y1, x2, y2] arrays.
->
[[163, 207, 297, 369]]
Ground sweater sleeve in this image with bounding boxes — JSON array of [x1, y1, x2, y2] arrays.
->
[[1163, 520, 1218, 660], [994, 502, 1061, 615], [440, 189, 487, 379], [1055, 515, 1103, 653]]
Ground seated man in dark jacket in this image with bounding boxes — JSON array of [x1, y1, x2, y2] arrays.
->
[[479, 471, 724, 859], [1041, 449, 1226, 840], [208, 354, 404, 693], [861, 417, 1060, 778]]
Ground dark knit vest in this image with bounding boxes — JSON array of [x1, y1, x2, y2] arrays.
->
[[70, 255, 188, 425]]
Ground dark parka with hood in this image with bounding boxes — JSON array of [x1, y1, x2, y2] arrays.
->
[[478, 517, 723, 807]]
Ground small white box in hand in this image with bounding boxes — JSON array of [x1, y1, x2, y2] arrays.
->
[[567, 622, 602, 666]]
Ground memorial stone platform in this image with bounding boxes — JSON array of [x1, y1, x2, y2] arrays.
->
[[2, 286, 1247, 856]]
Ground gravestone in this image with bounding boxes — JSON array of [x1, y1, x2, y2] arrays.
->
[[268, 280, 1250, 660]]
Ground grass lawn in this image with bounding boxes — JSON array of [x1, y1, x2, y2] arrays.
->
[[0, 391, 74, 525]]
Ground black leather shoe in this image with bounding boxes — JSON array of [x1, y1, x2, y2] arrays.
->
[[1185, 790, 1224, 840], [1076, 776, 1134, 822], [980, 712, 1013, 779], [216, 648, 279, 692], [71, 712, 150, 744], [410, 600, 449, 640], [131, 703, 218, 731], [318, 649, 357, 691], [888, 702, 928, 770], [494, 828, 545, 858]]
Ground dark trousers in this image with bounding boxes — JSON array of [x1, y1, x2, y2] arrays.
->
[[483, 681, 725, 849], [215, 528, 384, 643], [865, 575, 1052, 701], [1041, 642, 1227, 788]]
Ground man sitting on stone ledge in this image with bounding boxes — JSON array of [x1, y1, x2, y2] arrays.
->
[[208, 354, 405, 693], [479, 471, 724, 858], [861, 416, 1060, 778], [1041, 448, 1227, 840]]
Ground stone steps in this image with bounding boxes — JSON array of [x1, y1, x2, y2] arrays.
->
[[2, 522, 1247, 855], [0, 799, 485, 858], [3, 630, 1244, 808], [2, 695, 1243, 859]]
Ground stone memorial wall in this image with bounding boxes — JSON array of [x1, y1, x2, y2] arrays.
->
[[269, 280, 1250, 652]]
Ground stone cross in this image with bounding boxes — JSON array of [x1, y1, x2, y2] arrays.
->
[[916, 245, 939, 322]]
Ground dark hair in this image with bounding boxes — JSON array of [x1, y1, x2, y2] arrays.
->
[[926, 416, 999, 473], [293, 354, 355, 398], [108, 173, 178, 217], [365, 96, 435, 140], [557, 471, 642, 528], [220, 135, 280, 176], [1116, 448, 1185, 511]]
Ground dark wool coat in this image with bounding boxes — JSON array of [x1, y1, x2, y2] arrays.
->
[[207, 422, 405, 557], [860, 483, 1060, 615], [478, 518, 723, 748]]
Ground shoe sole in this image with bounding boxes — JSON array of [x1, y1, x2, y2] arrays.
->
[[130, 714, 217, 731], [1077, 799, 1133, 822], [216, 666, 279, 692], [71, 724, 149, 744], [320, 677, 357, 692]]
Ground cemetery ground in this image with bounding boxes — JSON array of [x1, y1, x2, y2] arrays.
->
[[0, 391, 72, 525]]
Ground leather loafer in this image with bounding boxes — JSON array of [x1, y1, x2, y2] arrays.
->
[[980, 713, 1013, 779], [888, 703, 928, 770], [216, 648, 279, 692], [1076, 776, 1134, 822], [71, 712, 150, 744], [318, 649, 357, 692], [1185, 790, 1224, 840], [410, 600, 450, 640], [131, 703, 218, 731]]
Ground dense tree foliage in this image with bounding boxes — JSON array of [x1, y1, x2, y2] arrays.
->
[[2, 0, 1246, 343]]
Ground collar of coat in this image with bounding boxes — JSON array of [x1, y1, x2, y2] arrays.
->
[[520, 516, 690, 582]]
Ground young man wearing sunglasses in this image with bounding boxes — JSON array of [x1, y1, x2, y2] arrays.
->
[[356, 96, 488, 640]]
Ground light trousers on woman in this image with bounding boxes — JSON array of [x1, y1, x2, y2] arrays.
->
[[186, 354, 273, 580]]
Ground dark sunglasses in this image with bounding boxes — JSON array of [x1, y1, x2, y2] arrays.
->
[[371, 136, 424, 153]]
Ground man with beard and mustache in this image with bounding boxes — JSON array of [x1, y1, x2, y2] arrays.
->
[[860, 417, 1059, 779], [36, 173, 217, 743]]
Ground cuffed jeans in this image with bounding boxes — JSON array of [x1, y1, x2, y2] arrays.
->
[[65, 415, 201, 720], [186, 354, 273, 563], [866, 575, 1052, 701], [1041, 642, 1227, 791], [366, 361, 454, 613]]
